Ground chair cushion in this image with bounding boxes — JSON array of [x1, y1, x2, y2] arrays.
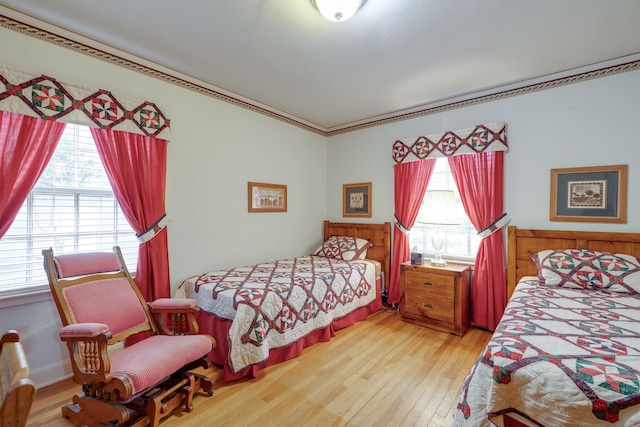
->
[[148, 298, 197, 310], [54, 252, 121, 278], [60, 323, 109, 339], [63, 277, 149, 335], [109, 334, 213, 398]]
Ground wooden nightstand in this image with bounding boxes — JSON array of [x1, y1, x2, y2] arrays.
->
[[400, 262, 471, 336]]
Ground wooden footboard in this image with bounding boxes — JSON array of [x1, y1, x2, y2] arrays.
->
[[507, 226, 640, 298], [324, 221, 391, 290]]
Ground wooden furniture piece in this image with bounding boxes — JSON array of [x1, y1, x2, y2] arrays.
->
[[0, 330, 36, 427], [507, 225, 640, 299], [43, 247, 217, 427], [400, 262, 471, 336]]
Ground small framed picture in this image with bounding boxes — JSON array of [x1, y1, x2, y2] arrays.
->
[[248, 182, 287, 213], [550, 164, 627, 223], [343, 182, 372, 218]]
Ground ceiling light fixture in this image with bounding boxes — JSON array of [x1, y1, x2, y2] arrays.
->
[[310, 0, 367, 22]]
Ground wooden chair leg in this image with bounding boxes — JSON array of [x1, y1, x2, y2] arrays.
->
[[196, 374, 215, 396], [62, 392, 136, 427], [180, 373, 196, 412]]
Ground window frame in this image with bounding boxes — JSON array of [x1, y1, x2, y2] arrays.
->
[[0, 124, 138, 304], [408, 158, 479, 264]]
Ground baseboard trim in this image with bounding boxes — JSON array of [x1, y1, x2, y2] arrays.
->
[[31, 357, 73, 389]]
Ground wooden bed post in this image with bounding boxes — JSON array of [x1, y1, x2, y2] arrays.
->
[[507, 226, 517, 299]]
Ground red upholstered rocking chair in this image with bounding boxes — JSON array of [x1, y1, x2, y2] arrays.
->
[[43, 247, 216, 427]]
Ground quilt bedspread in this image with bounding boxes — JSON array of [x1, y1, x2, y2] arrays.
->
[[454, 278, 640, 426], [179, 255, 377, 373]]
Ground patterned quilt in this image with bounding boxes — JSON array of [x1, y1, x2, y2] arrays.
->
[[454, 278, 640, 426], [179, 255, 377, 373]]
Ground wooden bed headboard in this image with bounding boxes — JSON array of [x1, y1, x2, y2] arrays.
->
[[324, 221, 391, 290], [507, 226, 640, 298]]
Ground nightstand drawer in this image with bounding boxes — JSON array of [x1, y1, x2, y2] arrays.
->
[[404, 271, 455, 299], [404, 293, 454, 323], [400, 262, 471, 336]]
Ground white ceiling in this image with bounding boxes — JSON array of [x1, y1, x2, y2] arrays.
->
[[1, 0, 640, 133]]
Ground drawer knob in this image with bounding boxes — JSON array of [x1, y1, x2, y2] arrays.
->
[[422, 281, 434, 287], [422, 303, 433, 310]]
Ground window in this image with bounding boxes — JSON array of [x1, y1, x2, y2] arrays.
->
[[409, 158, 480, 262], [0, 124, 138, 297]]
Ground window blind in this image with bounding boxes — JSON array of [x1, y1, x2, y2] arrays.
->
[[0, 124, 138, 296], [409, 158, 480, 261]]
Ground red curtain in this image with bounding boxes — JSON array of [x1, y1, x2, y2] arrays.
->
[[90, 128, 170, 301], [0, 111, 65, 238], [448, 151, 507, 330], [388, 159, 436, 305]]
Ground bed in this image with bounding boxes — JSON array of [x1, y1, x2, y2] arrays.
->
[[177, 220, 391, 381], [454, 226, 640, 427]]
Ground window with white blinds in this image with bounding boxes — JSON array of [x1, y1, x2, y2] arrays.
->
[[409, 158, 480, 262], [0, 124, 138, 297]]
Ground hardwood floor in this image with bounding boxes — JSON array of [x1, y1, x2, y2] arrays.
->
[[27, 308, 491, 427]]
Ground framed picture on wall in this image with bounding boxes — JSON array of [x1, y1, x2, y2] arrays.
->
[[343, 182, 372, 218], [248, 182, 287, 213], [550, 164, 627, 223]]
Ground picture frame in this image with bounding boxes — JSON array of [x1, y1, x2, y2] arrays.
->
[[248, 182, 287, 213], [343, 182, 372, 218], [550, 164, 627, 223]]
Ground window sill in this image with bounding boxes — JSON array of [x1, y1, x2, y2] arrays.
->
[[0, 286, 52, 308], [421, 253, 476, 267]]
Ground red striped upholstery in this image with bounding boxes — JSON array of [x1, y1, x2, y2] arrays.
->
[[109, 334, 213, 398], [54, 252, 121, 278], [43, 247, 216, 426], [148, 298, 197, 310], [62, 277, 148, 335]]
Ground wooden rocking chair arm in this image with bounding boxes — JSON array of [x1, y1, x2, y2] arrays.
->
[[0, 329, 20, 345], [147, 299, 202, 336], [61, 325, 113, 385], [70, 361, 113, 387], [148, 298, 200, 313], [60, 323, 112, 342]]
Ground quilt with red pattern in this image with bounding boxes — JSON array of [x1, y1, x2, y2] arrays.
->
[[454, 278, 640, 426], [179, 255, 377, 373]]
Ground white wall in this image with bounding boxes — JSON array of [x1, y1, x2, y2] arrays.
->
[[327, 70, 640, 234], [0, 26, 327, 387]]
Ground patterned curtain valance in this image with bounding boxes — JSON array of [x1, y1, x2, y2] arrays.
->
[[392, 122, 507, 164], [0, 63, 170, 140]]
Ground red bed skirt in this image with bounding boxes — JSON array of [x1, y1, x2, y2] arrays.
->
[[196, 284, 383, 381]]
